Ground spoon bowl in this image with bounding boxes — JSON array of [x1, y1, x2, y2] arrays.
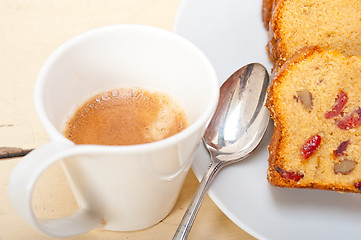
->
[[173, 63, 270, 240], [204, 63, 270, 161]]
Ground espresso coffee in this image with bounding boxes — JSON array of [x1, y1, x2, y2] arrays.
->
[[64, 88, 188, 145]]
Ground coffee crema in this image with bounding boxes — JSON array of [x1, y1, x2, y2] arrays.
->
[[64, 88, 189, 145]]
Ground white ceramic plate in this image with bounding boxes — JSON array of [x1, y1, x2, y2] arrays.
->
[[174, 1, 361, 239]]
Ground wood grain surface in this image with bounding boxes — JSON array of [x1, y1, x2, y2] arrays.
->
[[0, 1, 256, 239]]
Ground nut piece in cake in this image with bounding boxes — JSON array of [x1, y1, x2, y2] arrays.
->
[[334, 159, 356, 175], [295, 89, 312, 112]]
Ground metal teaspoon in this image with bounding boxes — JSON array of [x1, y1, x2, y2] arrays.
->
[[173, 63, 270, 240]]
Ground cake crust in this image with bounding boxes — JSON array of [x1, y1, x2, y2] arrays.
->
[[261, 0, 273, 30]]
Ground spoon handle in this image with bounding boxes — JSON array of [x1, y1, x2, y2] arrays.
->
[[172, 159, 223, 240]]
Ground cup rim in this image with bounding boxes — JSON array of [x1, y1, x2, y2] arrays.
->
[[34, 24, 219, 153]]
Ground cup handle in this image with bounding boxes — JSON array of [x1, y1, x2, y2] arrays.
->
[[8, 141, 102, 238]]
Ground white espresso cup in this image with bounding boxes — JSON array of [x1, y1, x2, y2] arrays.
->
[[8, 25, 219, 238]]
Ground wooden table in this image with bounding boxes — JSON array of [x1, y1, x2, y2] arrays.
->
[[0, 1, 256, 239]]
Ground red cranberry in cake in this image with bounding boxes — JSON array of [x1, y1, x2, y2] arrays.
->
[[324, 90, 348, 119], [353, 181, 361, 191], [336, 107, 361, 130], [275, 166, 304, 182], [301, 134, 321, 160], [333, 140, 350, 157]]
